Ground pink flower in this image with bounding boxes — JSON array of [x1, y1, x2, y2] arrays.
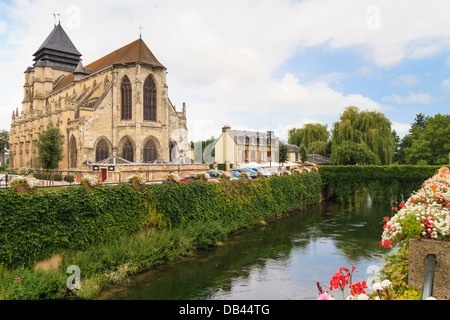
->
[[317, 292, 333, 300]]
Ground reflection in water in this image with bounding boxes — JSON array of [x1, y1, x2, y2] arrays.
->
[[99, 199, 394, 300]]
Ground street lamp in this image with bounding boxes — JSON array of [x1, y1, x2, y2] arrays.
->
[[267, 130, 272, 168]]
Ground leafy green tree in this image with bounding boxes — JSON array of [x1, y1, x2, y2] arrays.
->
[[331, 106, 394, 164], [0, 130, 9, 166], [278, 141, 288, 164], [298, 144, 308, 163], [403, 114, 450, 165], [396, 113, 429, 164], [36, 122, 64, 182], [330, 140, 379, 165], [288, 123, 329, 147], [308, 140, 330, 157]]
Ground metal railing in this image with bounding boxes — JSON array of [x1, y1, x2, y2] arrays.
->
[[421, 254, 437, 300]]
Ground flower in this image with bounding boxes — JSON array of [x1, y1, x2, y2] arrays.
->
[[76, 174, 102, 187], [166, 172, 181, 183], [317, 292, 334, 300], [381, 167, 450, 247], [129, 172, 146, 184], [9, 175, 42, 189], [349, 281, 367, 296]]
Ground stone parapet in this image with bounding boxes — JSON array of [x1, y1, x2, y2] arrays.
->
[[408, 238, 450, 300]]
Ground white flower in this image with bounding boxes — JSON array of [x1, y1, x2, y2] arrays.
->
[[381, 280, 392, 289], [372, 282, 383, 291], [357, 294, 369, 300]]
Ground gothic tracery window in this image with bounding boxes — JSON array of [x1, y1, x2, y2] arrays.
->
[[70, 136, 77, 168], [143, 76, 157, 121], [121, 76, 132, 120], [143, 138, 158, 162], [121, 138, 134, 162], [96, 138, 110, 162]]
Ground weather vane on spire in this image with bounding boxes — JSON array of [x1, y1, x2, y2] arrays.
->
[[53, 13, 60, 26], [139, 25, 143, 39]]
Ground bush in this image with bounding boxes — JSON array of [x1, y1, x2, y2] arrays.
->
[[63, 175, 75, 184], [0, 173, 322, 270], [318, 165, 445, 203]]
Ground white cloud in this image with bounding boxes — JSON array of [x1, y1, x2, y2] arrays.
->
[[382, 92, 433, 105], [391, 121, 411, 137], [1, 0, 450, 137], [441, 79, 450, 90]]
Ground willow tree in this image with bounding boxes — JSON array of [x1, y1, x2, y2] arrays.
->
[[288, 123, 329, 148], [331, 106, 394, 165]]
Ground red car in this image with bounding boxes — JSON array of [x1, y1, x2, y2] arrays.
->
[[180, 173, 198, 182]]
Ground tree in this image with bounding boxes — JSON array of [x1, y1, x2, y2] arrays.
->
[[36, 122, 64, 183], [288, 123, 329, 147], [331, 106, 394, 164], [403, 114, 450, 165], [330, 140, 379, 165], [298, 144, 308, 163], [0, 130, 9, 166], [308, 140, 330, 157], [278, 141, 288, 164]]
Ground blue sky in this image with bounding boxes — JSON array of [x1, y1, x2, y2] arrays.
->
[[0, 0, 449, 142]]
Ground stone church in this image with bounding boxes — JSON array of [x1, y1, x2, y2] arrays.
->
[[9, 23, 202, 181]]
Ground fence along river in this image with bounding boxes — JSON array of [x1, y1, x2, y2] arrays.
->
[[98, 197, 394, 300]]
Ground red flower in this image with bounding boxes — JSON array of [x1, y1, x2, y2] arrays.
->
[[399, 202, 405, 208], [349, 281, 367, 296], [391, 207, 398, 211], [382, 216, 390, 223], [380, 240, 392, 248]]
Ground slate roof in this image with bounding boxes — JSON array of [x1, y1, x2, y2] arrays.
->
[[32, 23, 82, 72]]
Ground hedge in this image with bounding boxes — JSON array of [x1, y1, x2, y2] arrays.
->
[[0, 173, 322, 269], [318, 165, 447, 203]]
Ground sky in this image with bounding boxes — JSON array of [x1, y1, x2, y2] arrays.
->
[[0, 0, 450, 143]]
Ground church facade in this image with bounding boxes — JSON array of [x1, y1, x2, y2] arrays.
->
[[9, 23, 199, 180]]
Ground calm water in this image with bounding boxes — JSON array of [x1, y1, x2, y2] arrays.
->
[[99, 198, 394, 300]]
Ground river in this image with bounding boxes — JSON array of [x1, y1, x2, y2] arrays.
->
[[98, 198, 394, 300]]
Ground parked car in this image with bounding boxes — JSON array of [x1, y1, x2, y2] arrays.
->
[[180, 173, 198, 182], [244, 166, 270, 177], [206, 170, 223, 178], [230, 168, 257, 179]]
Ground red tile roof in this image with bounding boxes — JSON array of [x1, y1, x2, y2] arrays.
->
[[52, 39, 164, 93]]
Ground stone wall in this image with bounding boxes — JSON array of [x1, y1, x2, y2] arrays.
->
[[408, 238, 450, 300], [57, 163, 210, 182]]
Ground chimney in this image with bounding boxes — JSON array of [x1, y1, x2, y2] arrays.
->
[[222, 125, 231, 133]]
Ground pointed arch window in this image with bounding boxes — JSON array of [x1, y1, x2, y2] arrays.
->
[[143, 138, 158, 162], [121, 76, 132, 120], [70, 136, 77, 168], [143, 76, 157, 121], [121, 138, 134, 162], [96, 138, 110, 162]]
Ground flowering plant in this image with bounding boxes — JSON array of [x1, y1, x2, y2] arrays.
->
[[9, 175, 42, 189], [128, 172, 146, 184], [76, 174, 102, 187], [239, 171, 250, 178], [282, 170, 291, 176], [316, 266, 368, 300], [219, 171, 231, 178], [195, 172, 210, 180], [292, 169, 302, 175], [166, 172, 181, 183], [381, 167, 450, 248], [271, 171, 280, 176]]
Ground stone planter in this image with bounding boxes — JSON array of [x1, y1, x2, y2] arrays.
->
[[220, 176, 230, 183], [130, 180, 146, 190], [408, 238, 450, 300], [16, 185, 37, 194]]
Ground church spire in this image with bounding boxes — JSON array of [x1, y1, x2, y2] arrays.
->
[[32, 23, 82, 72]]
